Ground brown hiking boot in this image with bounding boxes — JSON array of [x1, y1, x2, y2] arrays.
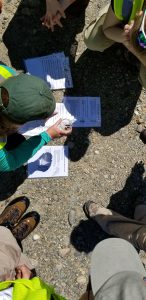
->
[[0, 196, 30, 228], [11, 211, 40, 241]]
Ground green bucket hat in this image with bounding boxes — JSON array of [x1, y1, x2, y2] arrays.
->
[[0, 73, 56, 124]]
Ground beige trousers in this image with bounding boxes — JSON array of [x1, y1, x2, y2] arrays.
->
[[94, 205, 146, 251], [0, 226, 33, 281], [84, 4, 146, 89]]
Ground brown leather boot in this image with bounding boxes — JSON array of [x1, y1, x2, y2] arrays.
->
[[12, 211, 40, 241], [0, 196, 30, 228]]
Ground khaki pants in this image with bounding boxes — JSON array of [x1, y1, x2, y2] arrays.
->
[[0, 226, 33, 281], [84, 4, 146, 88], [94, 205, 146, 251]]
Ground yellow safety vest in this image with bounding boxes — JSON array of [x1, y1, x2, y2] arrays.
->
[[114, 0, 144, 22], [0, 136, 7, 149], [0, 277, 67, 300], [0, 64, 17, 149]]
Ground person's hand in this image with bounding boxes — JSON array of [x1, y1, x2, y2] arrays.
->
[[122, 20, 134, 50], [122, 11, 143, 53], [15, 265, 32, 279], [41, 0, 66, 31], [46, 118, 72, 139]]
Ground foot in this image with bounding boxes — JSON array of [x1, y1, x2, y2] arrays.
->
[[0, 196, 30, 228], [83, 201, 112, 218], [11, 211, 40, 241]]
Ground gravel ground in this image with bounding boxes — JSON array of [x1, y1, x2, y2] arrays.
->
[[0, 0, 146, 299]]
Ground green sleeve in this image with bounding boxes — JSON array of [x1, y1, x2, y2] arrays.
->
[[0, 132, 52, 172]]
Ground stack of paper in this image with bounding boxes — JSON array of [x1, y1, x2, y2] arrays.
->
[[19, 97, 101, 136], [24, 52, 73, 90], [23, 52, 102, 178]]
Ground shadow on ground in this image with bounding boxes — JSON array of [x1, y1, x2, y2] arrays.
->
[[70, 162, 145, 253], [3, 0, 86, 68], [0, 166, 27, 201], [65, 47, 141, 161], [3, 0, 141, 163]]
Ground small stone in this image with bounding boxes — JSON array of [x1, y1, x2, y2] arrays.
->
[[59, 247, 71, 257], [53, 195, 58, 201], [77, 276, 86, 285], [104, 174, 108, 179], [55, 263, 63, 271], [84, 169, 90, 174], [94, 150, 99, 154], [136, 124, 143, 133], [68, 209, 76, 226], [33, 234, 40, 241], [111, 175, 114, 179], [134, 110, 139, 116]]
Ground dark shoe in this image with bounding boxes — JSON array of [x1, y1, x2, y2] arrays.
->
[[0, 196, 30, 228], [83, 201, 97, 219], [12, 211, 40, 241], [140, 129, 146, 144]]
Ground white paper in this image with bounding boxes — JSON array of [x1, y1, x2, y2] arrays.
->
[[28, 146, 68, 178], [63, 96, 101, 127], [19, 97, 101, 136], [25, 52, 73, 90]]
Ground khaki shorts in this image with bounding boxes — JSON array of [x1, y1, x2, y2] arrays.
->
[[84, 4, 114, 52]]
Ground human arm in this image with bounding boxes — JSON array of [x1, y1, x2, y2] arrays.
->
[[103, 6, 146, 66], [0, 132, 51, 172], [41, 0, 76, 30], [122, 13, 146, 67], [0, 119, 72, 172], [41, 0, 66, 31]]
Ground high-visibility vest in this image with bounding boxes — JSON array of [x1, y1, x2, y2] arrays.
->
[[0, 136, 7, 149], [0, 64, 17, 149], [0, 277, 67, 300], [113, 0, 144, 22], [0, 65, 17, 82]]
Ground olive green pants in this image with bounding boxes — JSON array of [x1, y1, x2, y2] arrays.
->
[[94, 205, 146, 251]]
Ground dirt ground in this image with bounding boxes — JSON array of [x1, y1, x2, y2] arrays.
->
[[0, 0, 146, 299]]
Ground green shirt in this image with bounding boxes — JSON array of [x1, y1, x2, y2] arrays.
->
[[0, 65, 52, 172]]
